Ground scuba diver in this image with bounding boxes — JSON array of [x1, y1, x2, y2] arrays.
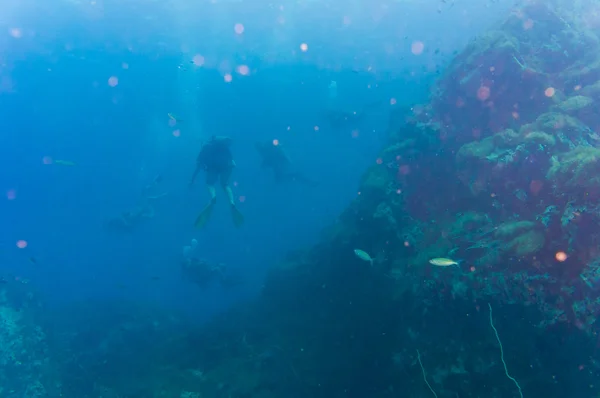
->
[[255, 140, 318, 186], [189, 135, 244, 228], [108, 175, 167, 231]]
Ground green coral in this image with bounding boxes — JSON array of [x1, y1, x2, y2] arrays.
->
[[381, 139, 416, 162], [450, 212, 490, 236], [505, 230, 545, 256], [518, 123, 536, 135], [494, 221, 537, 238], [494, 221, 545, 257], [546, 146, 600, 188], [457, 129, 526, 167], [533, 112, 592, 148], [556, 95, 593, 113], [580, 81, 600, 98], [360, 165, 391, 196], [535, 112, 583, 132], [562, 57, 600, 89], [492, 129, 520, 148], [522, 131, 556, 146], [454, 31, 520, 73], [373, 202, 398, 231], [456, 137, 496, 162]]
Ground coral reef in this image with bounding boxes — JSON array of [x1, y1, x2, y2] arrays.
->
[[0, 287, 59, 397], [180, 2, 600, 397], [51, 1, 600, 397]]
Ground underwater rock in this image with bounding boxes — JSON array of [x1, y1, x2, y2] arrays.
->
[[554, 95, 598, 127], [491, 128, 520, 148], [373, 202, 398, 231], [380, 139, 417, 162], [505, 229, 545, 256], [359, 164, 392, 198], [555, 95, 593, 113], [522, 131, 556, 146], [450, 211, 491, 237], [579, 80, 600, 99], [494, 220, 545, 257], [546, 146, 600, 188], [535, 111, 585, 133], [168, 3, 600, 398], [0, 288, 56, 397], [456, 138, 496, 163], [494, 220, 537, 238], [562, 58, 600, 90]]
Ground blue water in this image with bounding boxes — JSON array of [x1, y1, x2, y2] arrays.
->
[[0, 0, 518, 394]]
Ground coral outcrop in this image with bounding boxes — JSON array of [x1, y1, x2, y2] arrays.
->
[[0, 287, 58, 397], [119, 2, 600, 397]]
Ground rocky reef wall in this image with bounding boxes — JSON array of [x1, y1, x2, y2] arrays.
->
[[180, 2, 600, 397], [0, 285, 59, 397]]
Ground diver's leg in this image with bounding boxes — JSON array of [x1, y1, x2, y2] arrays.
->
[[220, 168, 235, 205], [221, 167, 244, 227], [194, 171, 218, 228], [206, 171, 218, 204], [207, 185, 217, 203]]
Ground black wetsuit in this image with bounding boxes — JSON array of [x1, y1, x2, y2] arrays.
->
[[195, 137, 234, 186], [256, 142, 317, 186]]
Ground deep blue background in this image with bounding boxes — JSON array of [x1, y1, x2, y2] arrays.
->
[[0, 0, 512, 322]]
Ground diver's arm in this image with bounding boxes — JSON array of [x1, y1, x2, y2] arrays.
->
[[282, 151, 292, 166], [278, 146, 293, 166], [190, 152, 206, 186], [189, 165, 202, 186]]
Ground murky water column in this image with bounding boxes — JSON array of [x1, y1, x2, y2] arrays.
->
[[170, 2, 206, 142], [173, 49, 203, 140], [136, 3, 208, 178]]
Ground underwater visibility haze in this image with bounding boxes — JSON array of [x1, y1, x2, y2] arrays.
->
[[2, 0, 600, 396]]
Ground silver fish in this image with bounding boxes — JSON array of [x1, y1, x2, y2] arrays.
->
[[354, 249, 374, 265], [429, 258, 460, 267]]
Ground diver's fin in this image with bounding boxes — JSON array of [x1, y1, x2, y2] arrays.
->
[[194, 202, 215, 228], [231, 205, 245, 228]]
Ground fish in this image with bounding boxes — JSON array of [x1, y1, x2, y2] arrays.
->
[[168, 113, 183, 122], [429, 258, 461, 267], [54, 159, 76, 166], [354, 249, 374, 265]]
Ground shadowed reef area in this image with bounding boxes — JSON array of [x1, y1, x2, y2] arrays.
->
[[156, 2, 600, 397]]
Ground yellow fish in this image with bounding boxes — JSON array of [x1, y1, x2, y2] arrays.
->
[[429, 258, 461, 267], [54, 159, 76, 166]]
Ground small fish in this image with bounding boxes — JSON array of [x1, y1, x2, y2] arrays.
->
[[429, 258, 461, 267], [54, 159, 76, 166], [429, 257, 461, 267], [354, 249, 374, 265], [168, 113, 183, 122]]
